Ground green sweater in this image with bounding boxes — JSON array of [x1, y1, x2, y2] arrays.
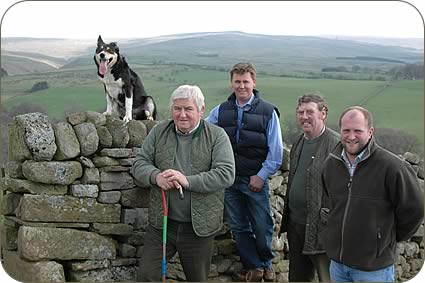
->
[[131, 119, 235, 237]]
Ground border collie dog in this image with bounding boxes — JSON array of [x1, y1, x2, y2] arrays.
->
[[94, 35, 157, 122]]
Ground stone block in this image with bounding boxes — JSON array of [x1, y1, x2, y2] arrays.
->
[[22, 160, 82, 185], [16, 195, 121, 223], [70, 184, 99, 198], [1, 193, 22, 215], [105, 115, 130, 148], [127, 119, 147, 147], [91, 223, 133, 235], [53, 122, 80, 160], [86, 111, 106, 127], [81, 167, 100, 184], [99, 172, 134, 191], [3, 250, 65, 282], [68, 265, 136, 282], [97, 125, 113, 148], [100, 148, 134, 158], [66, 112, 87, 126], [18, 226, 116, 261], [4, 161, 24, 178], [8, 120, 32, 162], [15, 112, 57, 161], [74, 122, 99, 156], [1, 177, 68, 195], [98, 191, 121, 204]]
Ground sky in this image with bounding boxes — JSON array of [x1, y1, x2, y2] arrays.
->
[[0, 0, 424, 40], [0, 0, 424, 282]]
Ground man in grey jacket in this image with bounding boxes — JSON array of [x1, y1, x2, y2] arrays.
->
[[131, 85, 235, 282], [280, 93, 339, 281]]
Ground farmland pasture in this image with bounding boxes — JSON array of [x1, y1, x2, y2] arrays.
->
[[1, 66, 423, 147]]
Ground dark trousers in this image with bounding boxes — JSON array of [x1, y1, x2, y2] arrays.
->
[[137, 220, 215, 282], [287, 220, 330, 282]]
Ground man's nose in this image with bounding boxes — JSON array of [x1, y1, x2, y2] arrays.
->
[[347, 131, 356, 140]]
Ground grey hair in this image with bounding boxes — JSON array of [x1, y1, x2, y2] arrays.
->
[[169, 85, 205, 111]]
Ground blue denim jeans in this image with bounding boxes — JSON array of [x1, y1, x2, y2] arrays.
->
[[330, 260, 395, 282], [225, 176, 274, 270]]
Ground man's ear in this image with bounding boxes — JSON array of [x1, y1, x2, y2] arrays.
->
[[369, 127, 375, 136], [321, 109, 327, 120]]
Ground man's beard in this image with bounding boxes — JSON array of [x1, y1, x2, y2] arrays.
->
[[343, 138, 371, 156]]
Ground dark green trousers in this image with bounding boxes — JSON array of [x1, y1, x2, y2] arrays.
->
[[287, 219, 331, 282], [137, 220, 215, 282]]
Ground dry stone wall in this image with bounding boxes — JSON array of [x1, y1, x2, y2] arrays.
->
[[0, 111, 423, 282]]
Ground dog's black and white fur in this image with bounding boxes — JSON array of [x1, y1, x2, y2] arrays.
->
[[94, 35, 157, 122]]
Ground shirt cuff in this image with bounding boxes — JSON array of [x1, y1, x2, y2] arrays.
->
[[150, 170, 161, 186], [257, 169, 268, 182]]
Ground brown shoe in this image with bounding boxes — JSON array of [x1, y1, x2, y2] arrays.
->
[[232, 269, 264, 282], [263, 267, 276, 282]]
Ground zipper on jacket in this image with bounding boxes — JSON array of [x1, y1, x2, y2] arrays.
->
[[339, 176, 353, 262], [377, 227, 382, 257]]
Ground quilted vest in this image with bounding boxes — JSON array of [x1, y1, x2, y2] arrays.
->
[[148, 120, 225, 237], [217, 91, 276, 176]]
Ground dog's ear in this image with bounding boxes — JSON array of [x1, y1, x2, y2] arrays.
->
[[110, 42, 119, 53], [97, 35, 105, 46]]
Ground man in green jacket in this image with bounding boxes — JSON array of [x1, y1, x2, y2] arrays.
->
[[280, 93, 339, 281], [131, 85, 235, 282]]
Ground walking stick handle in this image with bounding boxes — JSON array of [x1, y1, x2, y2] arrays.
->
[[177, 184, 184, 200]]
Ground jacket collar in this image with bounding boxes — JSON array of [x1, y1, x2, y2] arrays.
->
[[169, 119, 205, 139], [334, 136, 378, 162]]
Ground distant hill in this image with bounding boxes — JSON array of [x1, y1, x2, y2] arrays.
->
[[1, 31, 423, 76], [318, 35, 424, 50], [1, 50, 69, 75]]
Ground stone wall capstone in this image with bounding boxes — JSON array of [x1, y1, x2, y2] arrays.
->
[[0, 111, 423, 282]]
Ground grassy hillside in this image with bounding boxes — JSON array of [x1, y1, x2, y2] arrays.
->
[[1, 33, 423, 160], [1, 65, 423, 147]]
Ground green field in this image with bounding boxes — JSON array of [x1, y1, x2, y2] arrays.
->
[[1, 65, 424, 148]]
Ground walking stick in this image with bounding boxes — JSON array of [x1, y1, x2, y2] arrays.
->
[[160, 183, 184, 283], [161, 189, 168, 283]]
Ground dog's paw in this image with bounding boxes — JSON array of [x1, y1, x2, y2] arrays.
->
[[103, 111, 112, 116], [144, 111, 154, 121], [123, 116, 132, 123]]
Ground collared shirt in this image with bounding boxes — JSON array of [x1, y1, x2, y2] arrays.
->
[[175, 120, 200, 135], [341, 147, 367, 177], [205, 94, 283, 181]]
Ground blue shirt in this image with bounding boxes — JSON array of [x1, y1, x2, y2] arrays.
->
[[205, 94, 283, 181], [341, 147, 368, 177]]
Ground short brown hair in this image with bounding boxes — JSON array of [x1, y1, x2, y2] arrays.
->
[[339, 106, 374, 128], [297, 93, 328, 114], [230, 62, 256, 81]]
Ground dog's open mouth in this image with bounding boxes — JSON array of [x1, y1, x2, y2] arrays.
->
[[99, 58, 112, 75]]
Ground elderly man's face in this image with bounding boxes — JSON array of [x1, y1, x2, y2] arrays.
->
[[172, 98, 204, 133], [296, 102, 326, 139]]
